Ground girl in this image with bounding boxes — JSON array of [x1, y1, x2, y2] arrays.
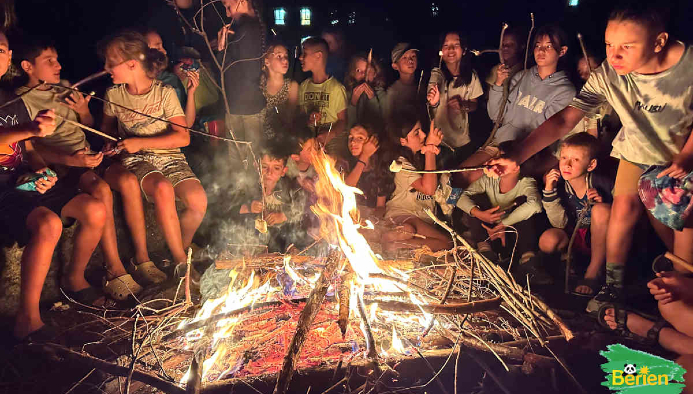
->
[[458, 24, 576, 186], [100, 31, 207, 281], [382, 112, 451, 252], [345, 53, 387, 131], [341, 123, 394, 217], [260, 43, 299, 141], [427, 31, 484, 167], [216, 0, 267, 161]]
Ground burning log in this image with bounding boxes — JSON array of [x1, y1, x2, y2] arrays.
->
[[337, 272, 355, 337], [272, 250, 341, 394], [373, 296, 501, 315]]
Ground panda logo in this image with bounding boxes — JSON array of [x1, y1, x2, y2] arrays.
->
[[623, 364, 637, 376]]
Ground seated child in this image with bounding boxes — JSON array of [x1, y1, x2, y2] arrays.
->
[[385, 43, 420, 121], [345, 53, 386, 131], [16, 38, 164, 298], [381, 111, 451, 253], [540, 133, 613, 296], [99, 31, 207, 281], [341, 123, 394, 217], [456, 141, 549, 285], [238, 146, 308, 252]]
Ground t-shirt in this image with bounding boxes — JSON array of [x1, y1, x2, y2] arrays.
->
[[298, 76, 347, 128], [385, 156, 437, 222], [17, 81, 88, 155], [570, 43, 693, 166], [0, 89, 31, 185], [103, 80, 185, 154], [385, 79, 419, 120], [428, 68, 484, 148], [456, 175, 542, 226]]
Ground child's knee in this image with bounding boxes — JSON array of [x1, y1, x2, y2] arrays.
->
[[612, 195, 641, 220], [539, 229, 566, 253], [185, 185, 207, 214], [591, 203, 611, 223], [81, 199, 108, 227], [117, 171, 140, 195], [27, 207, 62, 242], [150, 178, 175, 203]]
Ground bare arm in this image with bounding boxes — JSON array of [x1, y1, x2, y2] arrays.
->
[[23, 140, 49, 172], [512, 106, 586, 164], [409, 151, 438, 195], [288, 81, 299, 107], [174, 0, 193, 8]]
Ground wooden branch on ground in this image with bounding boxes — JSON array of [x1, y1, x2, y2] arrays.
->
[[372, 297, 501, 315], [30, 343, 185, 394], [272, 250, 342, 394]]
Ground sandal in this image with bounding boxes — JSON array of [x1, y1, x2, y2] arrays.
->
[[597, 304, 671, 346], [103, 274, 143, 301], [128, 260, 167, 286], [62, 286, 105, 306], [571, 277, 601, 297]]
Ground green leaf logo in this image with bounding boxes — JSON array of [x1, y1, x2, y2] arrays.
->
[[600, 344, 686, 393]]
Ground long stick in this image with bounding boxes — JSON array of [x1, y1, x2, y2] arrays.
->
[[498, 23, 509, 64], [273, 250, 341, 394], [524, 13, 535, 70], [374, 297, 501, 314], [389, 160, 486, 174], [55, 115, 118, 141], [576, 33, 593, 74], [664, 252, 693, 273]]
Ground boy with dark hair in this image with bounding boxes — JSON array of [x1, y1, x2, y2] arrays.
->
[[298, 37, 347, 155], [456, 141, 550, 285], [385, 43, 420, 121], [487, 2, 693, 322], [16, 38, 167, 299], [540, 133, 613, 296]]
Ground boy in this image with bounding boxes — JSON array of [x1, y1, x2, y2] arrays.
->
[[385, 43, 420, 121], [456, 142, 549, 285], [298, 37, 347, 156], [487, 3, 693, 315], [540, 133, 613, 296], [238, 146, 308, 252], [16, 39, 166, 296]]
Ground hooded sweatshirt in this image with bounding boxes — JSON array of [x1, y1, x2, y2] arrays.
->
[[488, 66, 575, 144]]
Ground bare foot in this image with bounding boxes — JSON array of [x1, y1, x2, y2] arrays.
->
[[603, 308, 655, 337]]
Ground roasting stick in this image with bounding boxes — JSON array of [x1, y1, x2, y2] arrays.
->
[[54, 114, 118, 141], [524, 13, 535, 70], [389, 160, 487, 174], [664, 252, 693, 274], [576, 33, 593, 73], [498, 23, 509, 64]]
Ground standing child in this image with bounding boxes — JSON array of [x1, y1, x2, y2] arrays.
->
[[487, 3, 693, 322], [344, 53, 386, 131], [260, 43, 299, 141], [99, 31, 208, 281], [427, 31, 484, 167], [298, 37, 347, 156], [540, 133, 613, 295], [386, 43, 420, 121], [382, 112, 451, 252], [456, 141, 549, 285]]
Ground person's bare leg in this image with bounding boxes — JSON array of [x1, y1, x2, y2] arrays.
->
[[14, 207, 62, 339], [79, 172, 127, 279], [452, 151, 491, 188], [677, 355, 693, 393], [673, 228, 693, 271], [606, 195, 642, 266], [141, 173, 187, 264], [604, 307, 693, 355], [575, 202, 610, 295], [646, 210, 675, 252], [400, 218, 452, 251], [173, 179, 207, 250], [104, 164, 151, 264], [60, 194, 107, 292], [538, 228, 569, 254]]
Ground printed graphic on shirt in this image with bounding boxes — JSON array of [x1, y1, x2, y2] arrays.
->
[[0, 113, 22, 168], [516, 90, 546, 113]]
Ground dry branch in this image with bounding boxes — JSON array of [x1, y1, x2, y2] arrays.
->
[[374, 297, 501, 315]]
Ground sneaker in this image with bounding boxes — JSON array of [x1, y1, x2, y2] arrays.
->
[[586, 283, 623, 315], [514, 257, 553, 286]]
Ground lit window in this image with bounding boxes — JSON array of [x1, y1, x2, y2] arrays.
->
[[431, 3, 439, 17], [568, 0, 578, 5], [348, 11, 356, 25], [274, 8, 286, 25], [300, 7, 311, 26]]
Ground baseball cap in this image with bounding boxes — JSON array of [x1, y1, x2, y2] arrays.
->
[[391, 43, 419, 63]]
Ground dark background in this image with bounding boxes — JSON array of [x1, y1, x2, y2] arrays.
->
[[11, 0, 693, 84]]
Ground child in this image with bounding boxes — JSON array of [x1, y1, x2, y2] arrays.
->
[[341, 123, 394, 217], [321, 28, 347, 83], [16, 38, 165, 297], [486, 27, 525, 87], [145, 29, 200, 128], [261, 43, 299, 141], [381, 111, 451, 252], [0, 31, 111, 339], [216, 0, 267, 155], [238, 147, 308, 252], [540, 133, 613, 295], [487, 3, 693, 319], [427, 31, 484, 167], [456, 141, 549, 285], [99, 31, 208, 281], [298, 37, 347, 155], [344, 53, 386, 131], [460, 25, 576, 186], [385, 43, 420, 121]]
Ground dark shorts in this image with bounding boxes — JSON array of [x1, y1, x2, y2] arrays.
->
[[0, 180, 79, 245]]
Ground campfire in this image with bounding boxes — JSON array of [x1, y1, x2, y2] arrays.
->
[[29, 148, 576, 394]]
